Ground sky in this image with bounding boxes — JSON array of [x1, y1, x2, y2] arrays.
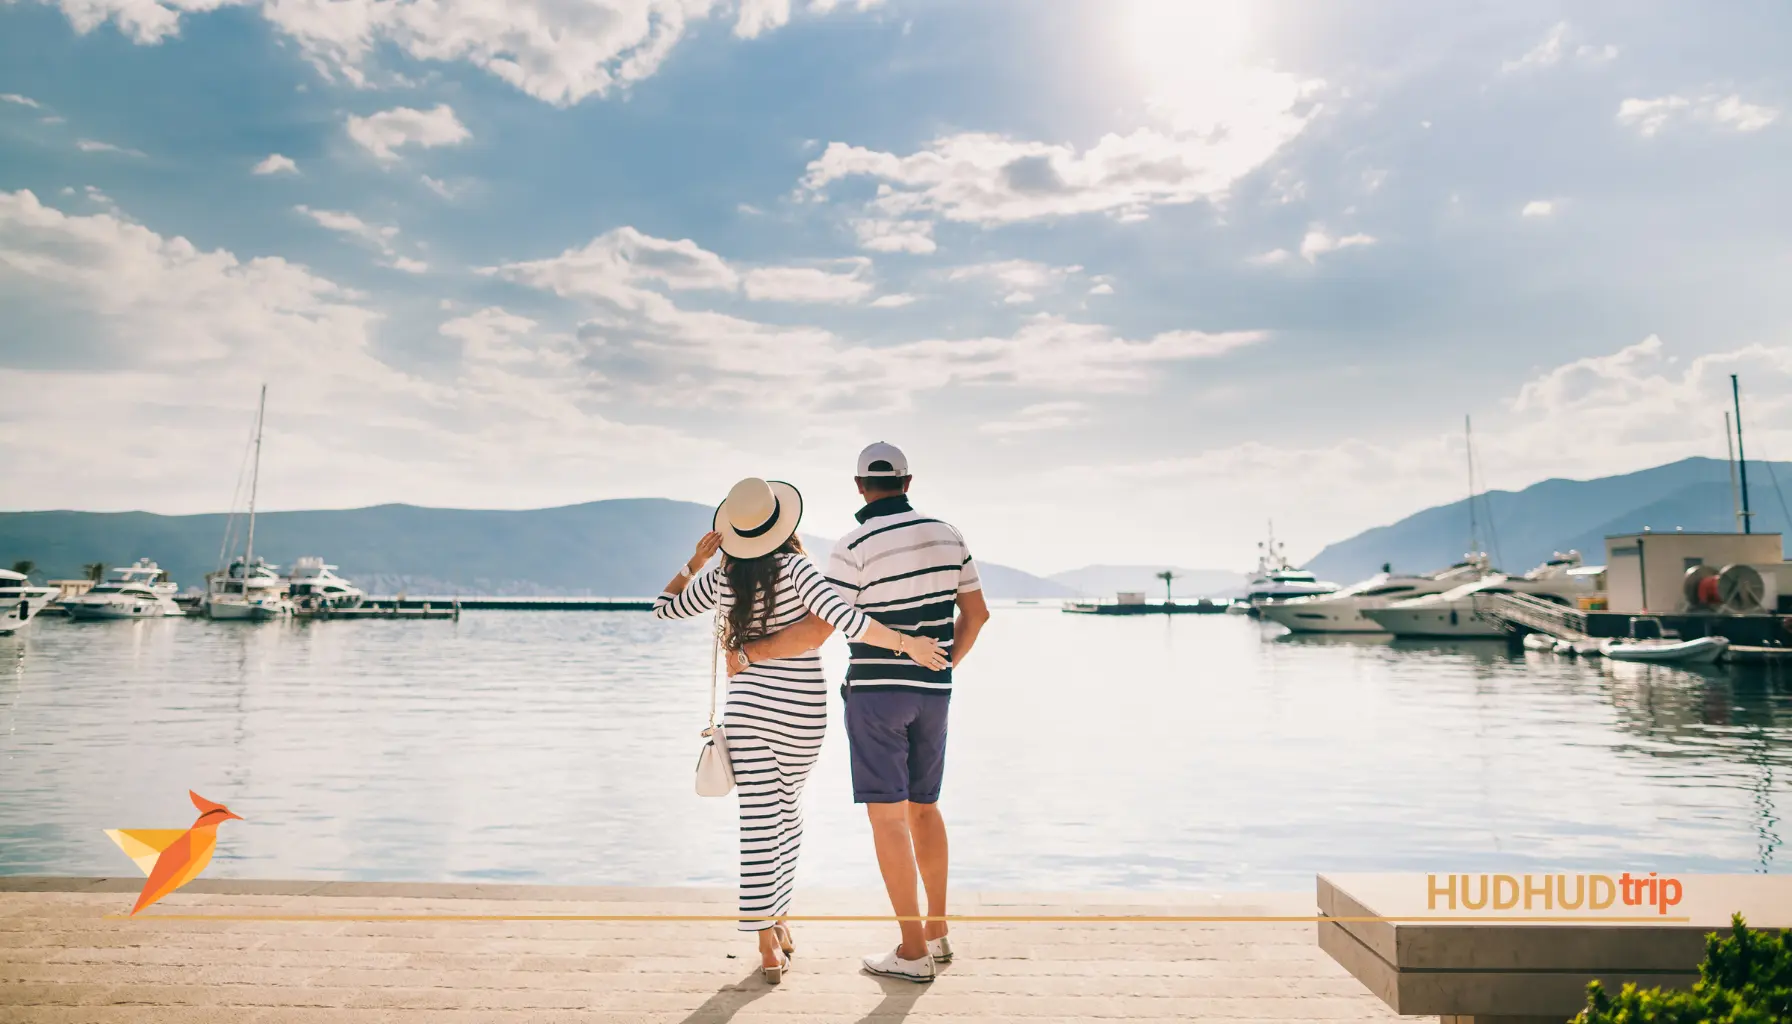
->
[[1, 0, 1790, 575]]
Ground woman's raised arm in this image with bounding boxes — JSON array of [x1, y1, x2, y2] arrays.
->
[[653, 531, 723, 620]]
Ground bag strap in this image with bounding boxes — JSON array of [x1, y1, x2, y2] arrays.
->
[[709, 609, 722, 730]]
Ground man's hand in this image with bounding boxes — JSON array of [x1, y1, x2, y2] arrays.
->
[[728, 613, 835, 676]]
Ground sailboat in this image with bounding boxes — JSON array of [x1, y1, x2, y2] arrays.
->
[[205, 386, 292, 622]]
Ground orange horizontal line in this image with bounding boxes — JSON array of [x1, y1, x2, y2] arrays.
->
[[107, 913, 1695, 924]]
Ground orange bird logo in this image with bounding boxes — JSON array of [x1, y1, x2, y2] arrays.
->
[[105, 791, 243, 915]]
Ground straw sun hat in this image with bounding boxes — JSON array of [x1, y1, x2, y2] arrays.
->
[[714, 478, 804, 559]]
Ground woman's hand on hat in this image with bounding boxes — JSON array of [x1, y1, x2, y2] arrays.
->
[[898, 633, 949, 670], [689, 531, 722, 573]]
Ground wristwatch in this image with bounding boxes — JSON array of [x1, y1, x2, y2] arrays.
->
[[733, 648, 751, 671], [677, 563, 697, 579]]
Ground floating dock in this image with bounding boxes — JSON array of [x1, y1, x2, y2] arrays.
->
[[1477, 592, 1792, 662], [1063, 599, 1233, 616], [362, 596, 655, 612]]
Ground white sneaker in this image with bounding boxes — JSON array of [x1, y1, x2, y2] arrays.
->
[[861, 947, 935, 983], [927, 936, 953, 963]]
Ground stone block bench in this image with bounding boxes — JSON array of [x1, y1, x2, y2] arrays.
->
[[1316, 872, 1792, 1024]]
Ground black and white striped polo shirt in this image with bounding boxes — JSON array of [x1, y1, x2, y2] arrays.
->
[[825, 495, 981, 693]]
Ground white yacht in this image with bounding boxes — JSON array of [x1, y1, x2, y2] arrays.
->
[[60, 560, 183, 620], [206, 557, 292, 621], [1257, 555, 1494, 634], [0, 568, 57, 635], [1242, 524, 1339, 611], [1362, 552, 1597, 638], [286, 557, 364, 610], [205, 385, 293, 622]]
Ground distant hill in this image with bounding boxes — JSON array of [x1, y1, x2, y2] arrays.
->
[[0, 501, 1068, 600], [1048, 565, 1247, 599], [1305, 457, 1792, 584]]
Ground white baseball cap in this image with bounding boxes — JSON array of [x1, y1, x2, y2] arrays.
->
[[856, 441, 910, 478]]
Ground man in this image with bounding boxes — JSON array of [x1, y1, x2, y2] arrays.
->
[[737, 442, 990, 982]]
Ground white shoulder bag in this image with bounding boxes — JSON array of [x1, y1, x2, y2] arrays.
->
[[694, 611, 735, 797]]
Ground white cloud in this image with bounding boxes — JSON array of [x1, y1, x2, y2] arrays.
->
[[490, 228, 1266, 412], [420, 175, 454, 198], [1501, 22, 1567, 72], [296, 205, 398, 248], [1618, 94, 1778, 136], [1298, 227, 1376, 263], [869, 292, 916, 308], [804, 15, 1318, 237], [485, 226, 739, 308], [734, 0, 791, 38], [347, 104, 469, 163], [1501, 22, 1616, 73], [1, 93, 42, 108], [1711, 95, 1780, 132], [805, 116, 1316, 230], [387, 256, 430, 274], [491, 227, 879, 306], [851, 217, 935, 254], [1088, 282, 1114, 296], [740, 259, 874, 304], [1521, 199, 1555, 218], [252, 153, 299, 175], [948, 259, 1082, 304], [978, 400, 1089, 435], [40, 0, 881, 107], [1247, 248, 1291, 266], [0, 189, 731, 516], [76, 138, 146, 157]]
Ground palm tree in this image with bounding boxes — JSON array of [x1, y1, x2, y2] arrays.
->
[[9, 560, 33, 579], [1155, 569, 1178, 605], [83, 562, 106, 582]]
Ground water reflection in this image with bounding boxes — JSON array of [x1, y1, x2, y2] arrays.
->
[[2, 611, 1789, 889]]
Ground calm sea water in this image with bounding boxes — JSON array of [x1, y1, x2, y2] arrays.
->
[[2, 607, 1789, 892]]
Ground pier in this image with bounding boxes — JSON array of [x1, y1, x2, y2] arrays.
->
[[1062, 599, 1232, 616], [363, 596, 655, 612], [0, 877, 1400, 1022]]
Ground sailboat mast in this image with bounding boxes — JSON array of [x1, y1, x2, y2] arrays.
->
[[1726, 410, 1743, 533], [1464, 415, 1481, 556], [1732, 374, 1753, 534], [244, 385, 266, 565]]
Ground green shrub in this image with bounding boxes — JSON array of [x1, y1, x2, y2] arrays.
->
[[1573, 914, 1792, 1023]]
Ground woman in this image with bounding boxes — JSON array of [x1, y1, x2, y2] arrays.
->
[[654, 477, 947, 983]]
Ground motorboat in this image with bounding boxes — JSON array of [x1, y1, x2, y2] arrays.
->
[[1602, 636, 1729, 665], [1361, 552, 1597, 638], [60, 560, 183, 620], [1600, 616, 1728, 664], [1257, 555, 1493, 633], [1242, 523, 1338, 612], [286, 557, 364, 611], [206, 385, 292, 622], [0, 568, 57, 635], [206, 557, 292, 621]]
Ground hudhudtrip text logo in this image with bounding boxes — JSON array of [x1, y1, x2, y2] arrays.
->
[[1427, 872, 1684, 915]]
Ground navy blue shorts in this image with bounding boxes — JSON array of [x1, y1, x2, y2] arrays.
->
[[842, 686, 950, 804]]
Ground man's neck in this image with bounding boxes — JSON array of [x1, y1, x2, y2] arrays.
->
[[855, 493, 912, 523]]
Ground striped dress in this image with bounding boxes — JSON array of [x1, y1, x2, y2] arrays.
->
[[653, 552, 870, 931]]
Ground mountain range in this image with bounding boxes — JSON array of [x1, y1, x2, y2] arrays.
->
[[0, 500, 1077, 599], [1304, 457, 1792, 583], [5, 457, 1786, 599]]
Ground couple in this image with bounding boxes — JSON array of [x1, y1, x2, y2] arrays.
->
[[652, 442, 990, 985]]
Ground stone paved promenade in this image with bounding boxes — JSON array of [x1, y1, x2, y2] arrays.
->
[[1, 878, 1402, 1022]]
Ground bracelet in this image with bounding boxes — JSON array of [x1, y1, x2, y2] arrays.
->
[[677, 564, 696, 579]]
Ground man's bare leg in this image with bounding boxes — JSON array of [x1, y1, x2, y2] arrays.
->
[[866, 801, 927, 959], [907, 801, 949, 941]]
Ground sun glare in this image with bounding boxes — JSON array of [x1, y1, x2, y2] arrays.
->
[[1123, 0, 1252, 92]]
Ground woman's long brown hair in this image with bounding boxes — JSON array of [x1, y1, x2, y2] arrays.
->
[[721, 535, 803, 651]]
